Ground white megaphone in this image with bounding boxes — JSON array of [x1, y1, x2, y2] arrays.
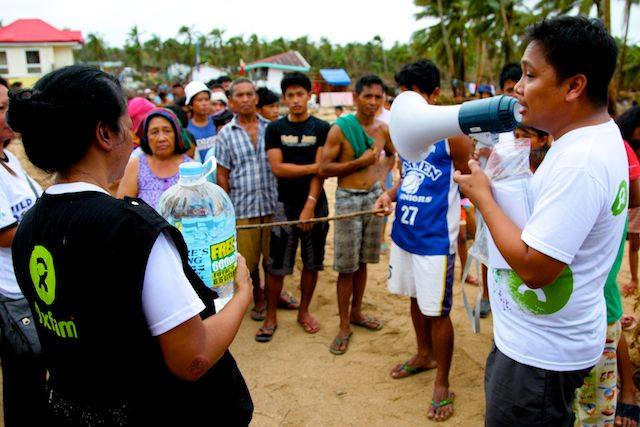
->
[[390, 91, 523, 162]]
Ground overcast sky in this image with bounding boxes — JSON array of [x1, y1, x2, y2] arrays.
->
[[3, 0, 639, 48]]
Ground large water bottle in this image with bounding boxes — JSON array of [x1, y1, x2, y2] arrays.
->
[[157, 158, 237, 311]]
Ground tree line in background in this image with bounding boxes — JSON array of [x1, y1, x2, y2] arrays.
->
[[76, 0, 640, 97]]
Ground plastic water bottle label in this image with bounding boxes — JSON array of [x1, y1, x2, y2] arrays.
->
[[209, 235, 237, 286], [172, 217, 237, 289]]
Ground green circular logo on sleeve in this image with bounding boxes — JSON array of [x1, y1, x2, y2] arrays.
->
[[29, 245, 56, 305], [497, 267, 574, 315], [612, 180, 628, 216]]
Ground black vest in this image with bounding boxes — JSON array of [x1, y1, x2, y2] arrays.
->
[[12, 191, 253, 426]]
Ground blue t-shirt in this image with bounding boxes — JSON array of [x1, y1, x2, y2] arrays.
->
[[187, 118, 217, 163], [391, 139, 460, 256]]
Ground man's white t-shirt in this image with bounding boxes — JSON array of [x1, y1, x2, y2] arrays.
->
[[0, 150, 42, 299], [45, 182, 206, 336], [490, 120, 628, 371]]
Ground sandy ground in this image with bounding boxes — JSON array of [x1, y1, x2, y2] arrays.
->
[[3, 140, 639, 426]]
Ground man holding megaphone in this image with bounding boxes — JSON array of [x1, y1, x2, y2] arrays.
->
[[375, 60, 474, 422], [453, 16, 627, 426]]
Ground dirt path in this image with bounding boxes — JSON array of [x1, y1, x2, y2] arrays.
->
[[6, 140, 639, 426]]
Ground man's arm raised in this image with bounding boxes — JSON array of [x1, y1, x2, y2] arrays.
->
[[318, 125, 377, 178]]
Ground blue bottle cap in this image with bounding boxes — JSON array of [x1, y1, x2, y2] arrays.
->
[[179, 162, 204, 178]]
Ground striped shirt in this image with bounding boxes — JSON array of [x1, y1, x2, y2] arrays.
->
[[214, 115, 278, 219]]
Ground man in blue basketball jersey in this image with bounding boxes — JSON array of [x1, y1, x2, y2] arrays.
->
[[375, 60, 473, 422]]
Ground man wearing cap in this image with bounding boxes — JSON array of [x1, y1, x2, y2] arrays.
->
[[185, 81, 217, 163]]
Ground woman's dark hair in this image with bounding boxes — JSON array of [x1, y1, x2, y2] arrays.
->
[[524, 16, 617, 107], [395, 60, 441, 96], [7, 65, 126, 173], [616, 106, 640, 145]]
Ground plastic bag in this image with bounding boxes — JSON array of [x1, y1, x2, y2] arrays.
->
[[485, 137, 534, 268], [485, 136, 532, 182]]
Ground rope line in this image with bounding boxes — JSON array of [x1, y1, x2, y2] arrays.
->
[[236, 208, 387, 230]]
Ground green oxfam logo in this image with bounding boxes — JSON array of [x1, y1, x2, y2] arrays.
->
[[29, 245, 56, 305], [612, 180, 628, 216], [496, 267, 573, 315]]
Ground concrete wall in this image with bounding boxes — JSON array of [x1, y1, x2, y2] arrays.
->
[[53, 46, 74, 70], [0, 44, 76, 84], [267, 69, 284, 94]]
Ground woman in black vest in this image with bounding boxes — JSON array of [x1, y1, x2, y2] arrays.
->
[[8, 65, 254, 426]]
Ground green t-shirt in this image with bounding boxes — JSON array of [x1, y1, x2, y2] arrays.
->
[[604, 222, 627, 324]]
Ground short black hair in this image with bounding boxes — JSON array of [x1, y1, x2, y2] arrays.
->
[[281, 72, 312, 94], [524, 15, 618, 107], [0, 77, 7, 89], [517, 124, 549, 138], [616, 106, 640, 143], [394, 60, 441, 96], [256, 87, 279, 107], [499, 63, 522, 90], [217, 75, 232, 84], [171, 82, 183, 88], [7, 65, 126, 173], [355, 74, 386, 95]]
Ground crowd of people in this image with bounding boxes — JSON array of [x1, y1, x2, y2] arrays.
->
[[0, 13, 638, 427]]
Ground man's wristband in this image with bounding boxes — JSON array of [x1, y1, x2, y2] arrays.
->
[[307, 195, 317, 203]]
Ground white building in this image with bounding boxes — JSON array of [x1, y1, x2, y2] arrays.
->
[[0, 19, 83, 87], [245, 51, 311, 94]]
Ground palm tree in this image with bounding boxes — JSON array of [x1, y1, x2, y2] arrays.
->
[[125, 26, 144, 72], [616, 0, 640, 97], [413, 0, 460, 82], [82, 33, 108, 63]]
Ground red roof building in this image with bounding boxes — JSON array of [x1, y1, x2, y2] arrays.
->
[[0, 19, 83, 86], [0, 19, 83, 44]]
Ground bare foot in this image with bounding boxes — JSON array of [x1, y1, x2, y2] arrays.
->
[[390, 354, 437, 379], [427, 387, 455, 422], [297, 312, 320, 334]]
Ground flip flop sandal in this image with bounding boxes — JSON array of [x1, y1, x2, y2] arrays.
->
[[350, 315, 384, 331], [428, 392, 455, 422], [615, 402, 640, 423], [329, 332, 353, 355], [277, 290, 300, 310], [622, 314, 639, 331], [391, 361, 430, 379], [299, 319, 320, 334], [250, 307, 267, 321], [255, 325, 277, 343]]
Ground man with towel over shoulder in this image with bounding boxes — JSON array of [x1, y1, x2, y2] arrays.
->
[[319, 74, 395, 355]]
